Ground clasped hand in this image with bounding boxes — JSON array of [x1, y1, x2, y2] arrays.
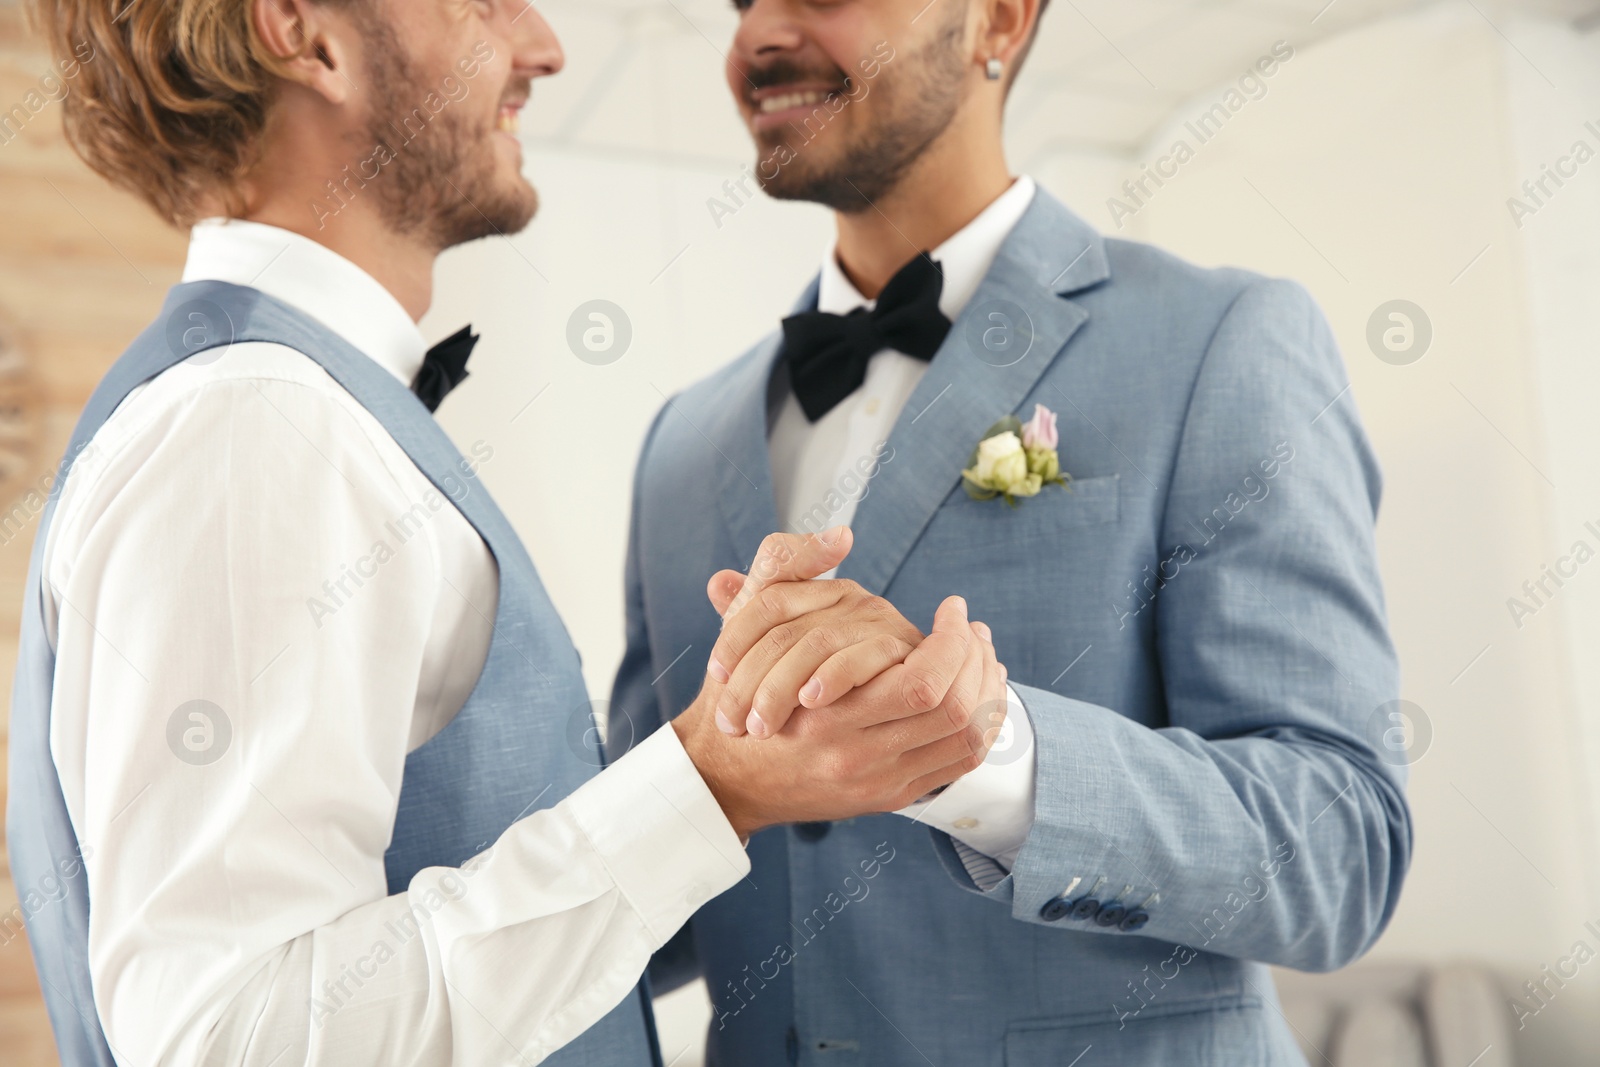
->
[[672, 528, 1008, 839]]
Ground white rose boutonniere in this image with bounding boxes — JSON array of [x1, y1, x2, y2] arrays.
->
[[961, 404, 1070, 507]]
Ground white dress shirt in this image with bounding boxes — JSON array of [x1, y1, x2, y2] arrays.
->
[[42, 219, 748, 1067], [767, 177, 1041, 872]]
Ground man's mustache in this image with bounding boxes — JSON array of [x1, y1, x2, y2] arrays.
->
[[743, 59, 852, 96], [499, 77, 533, 110]]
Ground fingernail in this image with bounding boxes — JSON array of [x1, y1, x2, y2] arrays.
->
[[715, 709, 738, 735], [747, 713, 769, 739], [707, 656, 730, 684], [801, 678, 822, 705], [954, 597, 968, 622], [820, 525, 846, 546], [973, 621, 992, 641]]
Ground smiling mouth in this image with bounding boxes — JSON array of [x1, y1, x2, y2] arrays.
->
[[496, 102, 524, 134], [757, 88, 840, 114]]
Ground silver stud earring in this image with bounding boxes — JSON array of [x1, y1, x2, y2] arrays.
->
[[985, 57, 1004, 80]]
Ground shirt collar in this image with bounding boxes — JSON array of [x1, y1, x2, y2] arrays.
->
[[181, 218, 428, 387], [816, 175, 1038, 319]]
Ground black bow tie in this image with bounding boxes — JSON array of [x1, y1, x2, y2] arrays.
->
[[782, 254, 952, 422], [412, 326, 478, 413]]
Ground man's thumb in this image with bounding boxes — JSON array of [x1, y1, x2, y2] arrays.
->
[[719, 526, 853, 621]]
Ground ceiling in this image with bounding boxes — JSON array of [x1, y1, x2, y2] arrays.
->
[[526, 0, 1600, 169], [2, 0, 1594, 166]]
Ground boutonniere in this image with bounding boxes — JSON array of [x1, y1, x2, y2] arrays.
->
[[962, 403, 1071, 507]]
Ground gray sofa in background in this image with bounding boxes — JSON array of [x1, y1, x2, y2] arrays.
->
[[1274, 963, 1513, 1067]]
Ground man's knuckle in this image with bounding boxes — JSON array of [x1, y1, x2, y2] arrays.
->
[[861, 593, 893, 618], [753, 677, 784, 710], [960, 687, 982, 720], [802, 626, 837, 656], [942, 699, 963, 732], [765, 622, 800, 652], [755, 586, 787, 617], [901, 670, 941, 710], [873, 632, 905, 661]]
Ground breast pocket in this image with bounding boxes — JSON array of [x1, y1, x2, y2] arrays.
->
[[896, 474, 1123, 676], [916, 473, 1121, 565]]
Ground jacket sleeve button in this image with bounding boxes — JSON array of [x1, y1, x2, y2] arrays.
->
[[1039, 896, 1073, 922]]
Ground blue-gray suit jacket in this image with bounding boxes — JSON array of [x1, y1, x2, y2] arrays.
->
[[609, 189, 1410, 1066]]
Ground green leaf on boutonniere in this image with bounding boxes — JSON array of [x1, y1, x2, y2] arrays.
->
[[962, 470, 1001, 502]]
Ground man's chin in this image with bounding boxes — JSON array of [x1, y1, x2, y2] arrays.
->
[[749, 132, 881, 211], [429, 180, 538, 250], [480, 169, 540, 228], [756, 163, 871, 214], [500, 178, 540, 233], [478, 157, 539, 227]]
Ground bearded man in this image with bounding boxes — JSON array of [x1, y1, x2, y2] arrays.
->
[[607, 1, 1413, 1063]]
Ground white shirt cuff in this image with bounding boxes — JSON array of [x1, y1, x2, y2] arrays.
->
[[566, 724, 750, 946], [894, 683, 1037, 869]]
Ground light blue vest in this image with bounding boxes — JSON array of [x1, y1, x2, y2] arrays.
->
[[6, 281, 659, 1066]]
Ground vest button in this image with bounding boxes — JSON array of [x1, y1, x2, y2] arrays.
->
[[794, 821, 831, 841]]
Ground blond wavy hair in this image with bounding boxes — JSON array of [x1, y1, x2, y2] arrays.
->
[[25, 0, 360, 227]]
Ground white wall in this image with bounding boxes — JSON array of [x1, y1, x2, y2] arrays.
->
[[1507, 7, 1600, 899]]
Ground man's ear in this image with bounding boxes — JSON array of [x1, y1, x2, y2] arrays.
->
[[978, 0, 1042, 73], [253, 0, 357, 105]]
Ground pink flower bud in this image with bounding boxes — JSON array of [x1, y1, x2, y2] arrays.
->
[[1021, 404, 1059, 452]]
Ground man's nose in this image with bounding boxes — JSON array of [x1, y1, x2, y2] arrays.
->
[[502, 0, 564, 79], [731, 0, 806, 65]]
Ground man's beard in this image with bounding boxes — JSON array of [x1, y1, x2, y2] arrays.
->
[[359, 21, 537, 250], [754, 18, 969, 212]]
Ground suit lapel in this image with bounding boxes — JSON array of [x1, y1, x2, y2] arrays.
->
[[839, 190, 1112, 594]]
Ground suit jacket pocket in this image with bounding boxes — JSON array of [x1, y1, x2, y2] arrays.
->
[[917, 474, 1121, 566], [1005, 997, 1278, 1067]]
